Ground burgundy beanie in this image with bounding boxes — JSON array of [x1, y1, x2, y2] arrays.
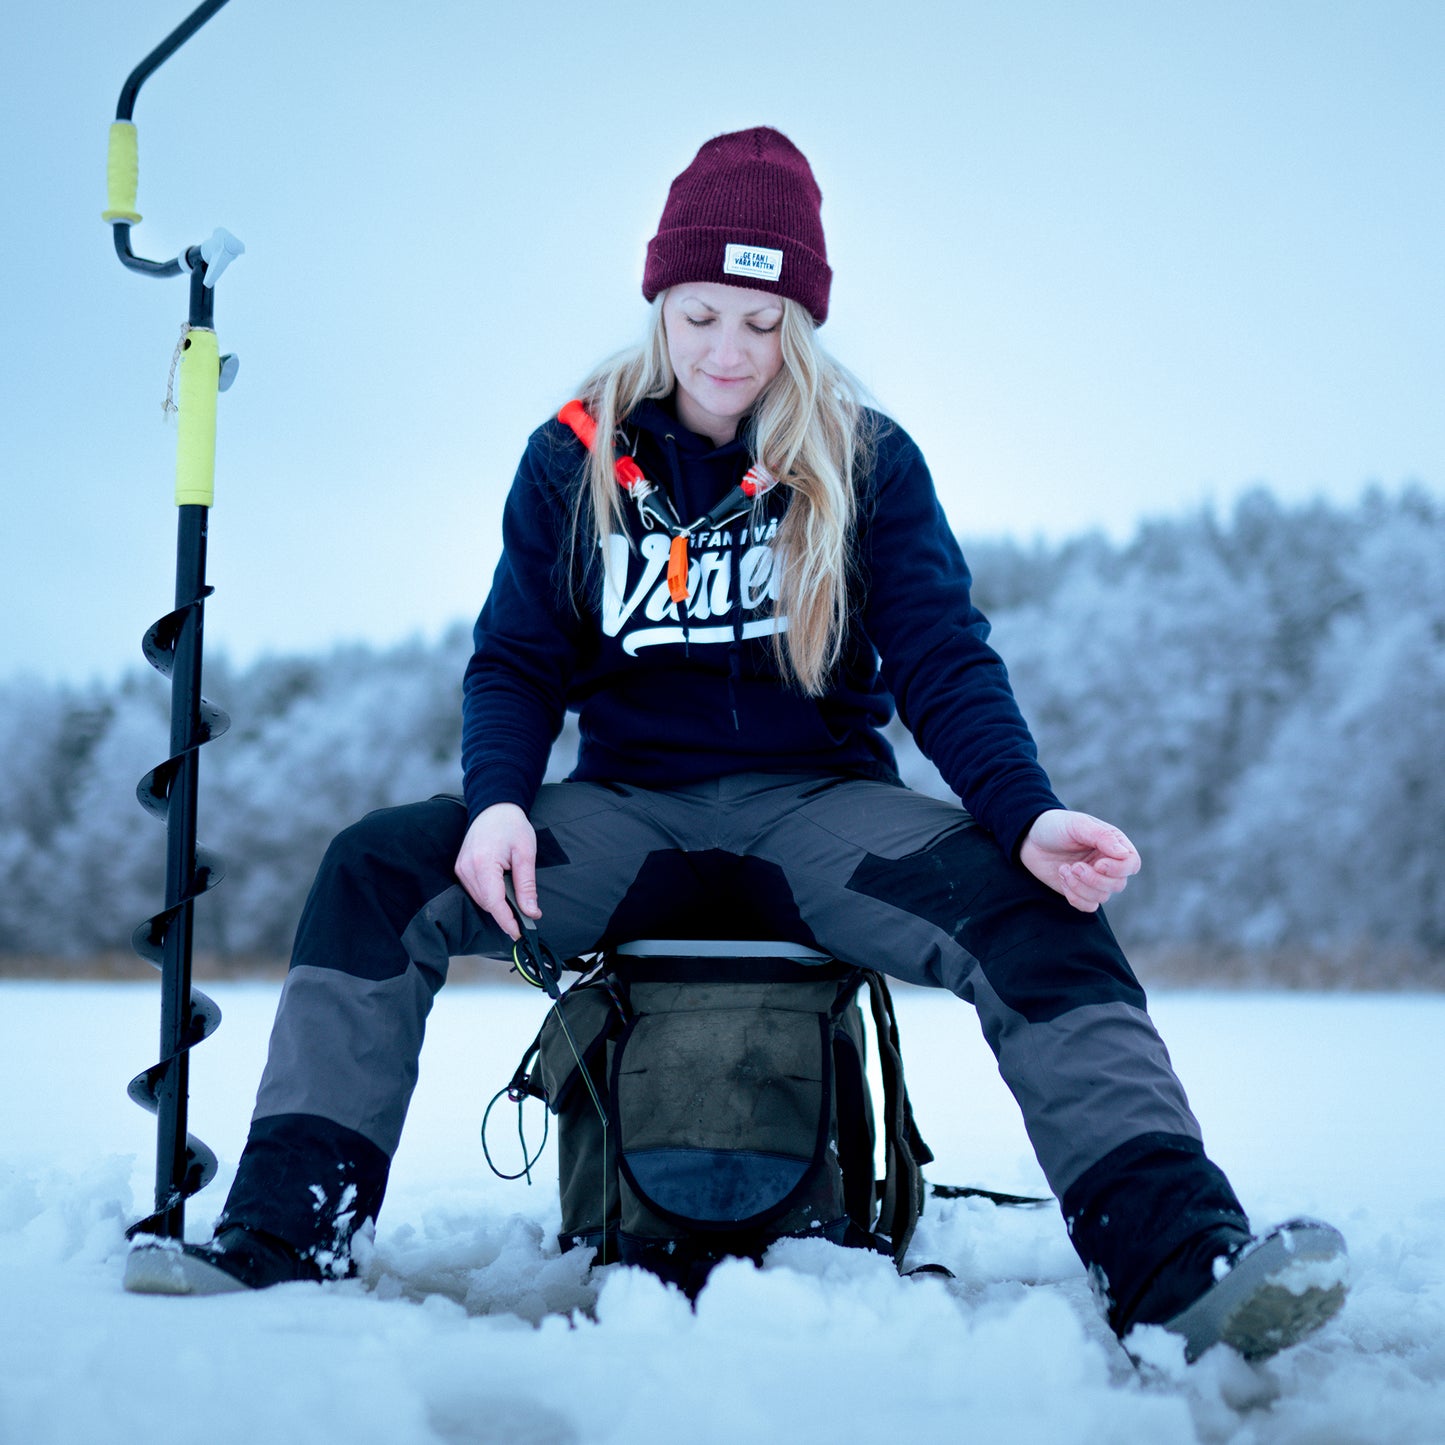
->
[[643, 127, 832, 324]]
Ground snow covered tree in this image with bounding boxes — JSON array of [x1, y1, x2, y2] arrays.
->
[[1191, 493, 1445, 958], [1, 491, 1437, 975]]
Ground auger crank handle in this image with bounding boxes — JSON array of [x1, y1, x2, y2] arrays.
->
[[104, 0, 236, 279]]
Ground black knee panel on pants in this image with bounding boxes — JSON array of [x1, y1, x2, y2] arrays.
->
[[846, 822, 1146, 1022], [292, 798, 471, 982]]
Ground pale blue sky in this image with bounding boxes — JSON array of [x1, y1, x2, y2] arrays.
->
[[3, 0, 1441, 685]]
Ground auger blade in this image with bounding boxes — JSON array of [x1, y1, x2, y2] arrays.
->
[[128, 549, 226, 1238], [140, 588, 214, 676]]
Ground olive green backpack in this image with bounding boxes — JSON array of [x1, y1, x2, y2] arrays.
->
[[497, 940, 934, 1296]]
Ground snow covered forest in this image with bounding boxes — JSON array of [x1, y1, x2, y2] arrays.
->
[[4, 485, 1441, 982]]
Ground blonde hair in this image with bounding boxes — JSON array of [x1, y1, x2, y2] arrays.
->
[[572, 295, 871, 694]]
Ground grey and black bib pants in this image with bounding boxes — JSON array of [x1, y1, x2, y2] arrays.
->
[[220, 773, 1246, 1331]]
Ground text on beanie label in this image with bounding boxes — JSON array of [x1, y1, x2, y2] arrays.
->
[[723, 243, 784, 283]]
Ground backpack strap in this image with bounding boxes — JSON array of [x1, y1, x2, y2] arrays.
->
[[860, 970, 933, 1265]]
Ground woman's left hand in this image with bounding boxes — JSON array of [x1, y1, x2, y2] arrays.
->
[[1019, 809, 1141, 912]]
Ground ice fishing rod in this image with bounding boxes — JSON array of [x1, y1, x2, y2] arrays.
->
[[105, 0, 239, 1242]]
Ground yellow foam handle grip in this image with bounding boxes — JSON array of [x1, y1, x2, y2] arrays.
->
[[103, 121, 143, 225], [175, 329, 219, 507]]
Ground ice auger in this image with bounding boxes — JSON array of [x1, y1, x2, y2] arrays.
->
[[105, 0, 239, 1241]]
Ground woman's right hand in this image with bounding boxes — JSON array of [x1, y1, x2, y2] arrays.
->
[[454, 802, 540, 940]]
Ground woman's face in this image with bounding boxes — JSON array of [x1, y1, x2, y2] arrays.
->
[[662, 283, 785, 447]]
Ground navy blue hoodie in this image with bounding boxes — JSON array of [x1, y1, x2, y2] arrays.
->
[[462, 399, 1063, 858]]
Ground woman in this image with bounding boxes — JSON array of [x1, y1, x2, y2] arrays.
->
[[127, 127, 1346, 1364]]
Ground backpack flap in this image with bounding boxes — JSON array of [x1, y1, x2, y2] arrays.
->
[[612, 977, 841, 1235]]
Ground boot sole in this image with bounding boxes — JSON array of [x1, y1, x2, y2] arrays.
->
[[123, 1242, 252, 1296], [1164, 1218, 1348, 1362]]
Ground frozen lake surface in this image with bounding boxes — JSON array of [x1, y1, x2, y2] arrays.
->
[[3, 981, 1443, 1444]]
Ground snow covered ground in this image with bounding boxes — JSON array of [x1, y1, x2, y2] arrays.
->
[[3, 979, 1443, 1445]]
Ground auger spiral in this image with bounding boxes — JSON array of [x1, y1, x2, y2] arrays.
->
[[105, 0, 240, 1242], [126, 518, 230, 1239]]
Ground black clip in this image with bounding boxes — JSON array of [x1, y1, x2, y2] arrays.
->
[[504, 877, 564, 999]]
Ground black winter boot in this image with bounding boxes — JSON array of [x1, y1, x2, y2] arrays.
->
[[123, 1226, 322, 1295], [1124, 1218, 1349, 1363]]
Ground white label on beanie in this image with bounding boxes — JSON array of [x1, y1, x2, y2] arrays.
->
[[723, 244, 784, 283]]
